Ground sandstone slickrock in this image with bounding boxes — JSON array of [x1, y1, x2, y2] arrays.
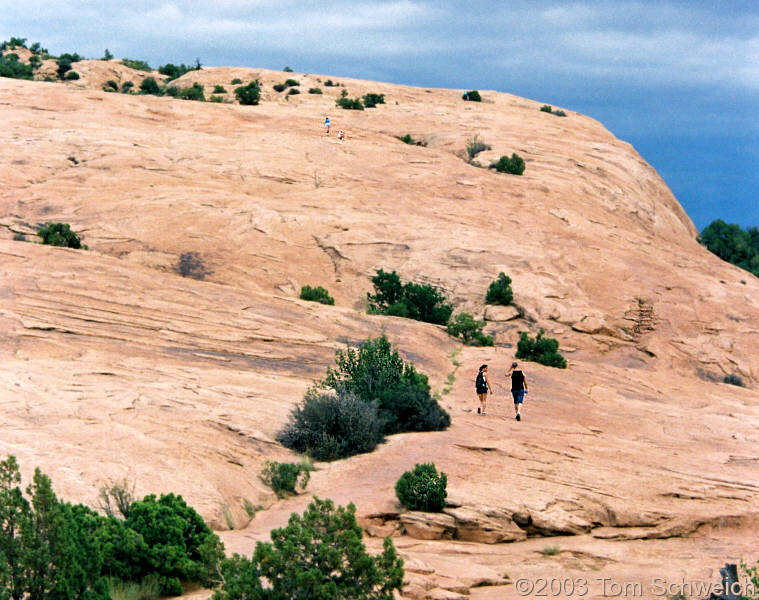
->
[[2, 62, 759, 598]]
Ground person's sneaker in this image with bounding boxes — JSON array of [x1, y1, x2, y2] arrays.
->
[[516, 413, 521, 421], [477, 407, 481, 414]]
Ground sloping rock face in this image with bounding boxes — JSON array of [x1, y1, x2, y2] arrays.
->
[[1, 66, 758, 598]]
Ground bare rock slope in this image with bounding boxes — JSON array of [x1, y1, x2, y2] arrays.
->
[[1, 66, 758, 598]]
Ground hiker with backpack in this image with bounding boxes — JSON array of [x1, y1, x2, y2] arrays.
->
[[506, 361, 528, 421], [475, 364, 492, 415]]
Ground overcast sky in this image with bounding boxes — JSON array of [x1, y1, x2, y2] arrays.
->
[[3, 0, 757, 230]]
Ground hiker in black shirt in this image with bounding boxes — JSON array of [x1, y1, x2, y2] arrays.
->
[[506, 361, 528, 421], [475, 364, 492, 415]]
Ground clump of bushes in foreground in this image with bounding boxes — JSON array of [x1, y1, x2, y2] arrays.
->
[[395, 463, 447, 512], [212, 498, 404, 600], [278, 334, 450, 460], [0, 455, 224, 598], [516, 329, 567, 368]]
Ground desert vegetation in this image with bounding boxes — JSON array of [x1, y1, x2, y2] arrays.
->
[[0, 52, 33, 79], [176, 251, 211, 279], [212, 498, 404, 600], [446, 312, 494, 346], [362, 92, 385, 107], [516, 329, 567, 368], [540, 105, 567, 117], [700, 219, 759, 278], [367, 269, 453, 325], [0, 455, 224, 598], [299, 285, 335, 305], [260, 460, 313, 498], [37, 222, 86, 249], [235, 80, 261, 105], [395, 463, 448, 512], [490, 153, 526, 175], [278, 335, 450, 460], [465, 134, 491, 161], [121, 58, 151, 72], [462, 90, 481, 101], [486, 272, 514, 305]]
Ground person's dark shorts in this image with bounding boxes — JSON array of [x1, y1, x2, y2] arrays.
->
[[512, 390, 525, 404]]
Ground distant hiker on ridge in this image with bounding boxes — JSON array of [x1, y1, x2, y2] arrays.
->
[[475, 364, 492, 415], [506, 361, 528, 421]]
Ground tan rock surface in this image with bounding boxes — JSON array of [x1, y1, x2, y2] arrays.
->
[[1, 64, 759, 598]]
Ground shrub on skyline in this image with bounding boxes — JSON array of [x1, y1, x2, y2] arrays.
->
[[122, 58, 152, 72], [462, 90, 481, 101], [158, 63, 192, 80], [700, 219, 759, 278]]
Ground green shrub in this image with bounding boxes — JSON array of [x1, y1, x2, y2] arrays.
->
[[1, 37, 27, 50], [446, 312, 494, 346], [490, 153, 525, 175], [213, 84, 227, 93], [107, 576, 162, 600], [324, 79, 336, 86], [104, 79, 119, 91], [164, 86, 179, 97], [395, 463, 447, 512], [277, 390, 384, 461], [230, 78, 242, 84], [213, 497, 404, 600], [466, 134, 491, 160], [209, 95, 225, 103], [102, 49, 114, 60], [123, 493, 225, 593], [178, 82, 205, 101], [362, 93, 385, 107], [284, 78, 299, 87], [542, 545, 560, 556], [0, 53, 33, 80], [321, 334, 450, 435], [122, 58, 152, 72], [121, 81, 134, 93], [139, 77, 161, 95], [336, 96, 364, 110], [367, 269, 453, 325], [287, 87, 300, 95], [723, 374, 745, 387], [158, 63, 192, 81], [486, 272, 513, 305], [700, 219, 759, 278], [540, 104, 553, 113], [283, 66, 293, 72], [308, 87, 322, 94], [37, 222, 85, 249], [29, 54, 41, 69], [299, 285, 335, 305], [553, 109, 567, 117], [56, 57, 73, 79], [260, 461, 312, 498], [176, 251, 211, 279], [516, 329, 567, 368], [399, 134, 416, 145], [462, 90, 481, 101], [235, 80, 261, 105], [64, 70, 79, 80], [273, 83, 286, 92]]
